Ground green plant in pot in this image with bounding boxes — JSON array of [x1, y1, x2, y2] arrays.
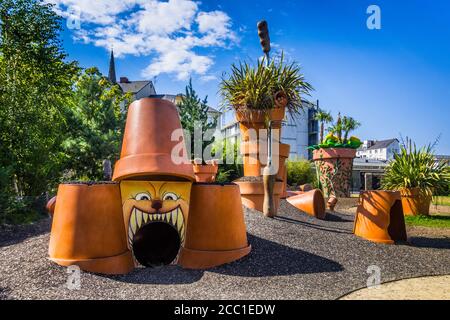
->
[[381, 139, 450, 216], [179, 80, 219, 183], [309, 113, 362, 198], [220, 53, 313, 141]]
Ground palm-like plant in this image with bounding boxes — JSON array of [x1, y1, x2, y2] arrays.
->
[[314, 110, 333, 143], [342, 116, 361, 144], [381, 140, 450, 197], [220, 53, 313, 120]]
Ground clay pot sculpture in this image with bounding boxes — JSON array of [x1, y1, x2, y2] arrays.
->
[[400, 188, 431, 216], [192, 160, 219, 183], [178, 183, 251, 269], [48, 182, 134, 274], [113, 98, 195, 181], [241, 142, 290, 178], [46, 196, 57, 217], [287, 189, 326, 220], [235, 105, 286, 143], [353, 191, 407, 244], [234, 177, 283, 215], [313, 148, 356, 198], [327, 196, 338, 211]]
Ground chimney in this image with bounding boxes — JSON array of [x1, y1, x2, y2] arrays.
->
[[120, 77, 129, 83]]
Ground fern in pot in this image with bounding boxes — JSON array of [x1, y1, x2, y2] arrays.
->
[[381, 140, 450, 216]]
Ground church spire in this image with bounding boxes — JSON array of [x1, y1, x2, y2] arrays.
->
[[108, 49, 117, 84]]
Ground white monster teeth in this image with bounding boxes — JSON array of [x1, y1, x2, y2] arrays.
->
[[143, 212, 148, 224], [176, 208, 184, 231], [136, 209, 143, 229], [171, 210, 177, 225]]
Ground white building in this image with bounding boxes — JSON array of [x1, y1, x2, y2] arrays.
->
[[219, 100, 319, 159], [356, 139, 400, 161]]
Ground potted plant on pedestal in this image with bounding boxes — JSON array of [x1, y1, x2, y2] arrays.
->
[[309, 113, 362, 198], [220, 54, 312, 214], [381, 139, 450, 216], [179, 80, 219, 183]]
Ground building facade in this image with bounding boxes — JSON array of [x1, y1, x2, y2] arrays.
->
[[356, 139, 400, 161], [219, 100, 320, 159]]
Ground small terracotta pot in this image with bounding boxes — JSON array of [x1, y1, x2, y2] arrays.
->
[[46, 196, 57, 217], [235, 105, 286, 142], [313, 148, 356, 198], [287, 189, 326, 220], [234, 179, 283, 215], [400, 188, 431, 216], [327, 196, 338, 211], [241, 142, 290, 178], [49, 183, 134, 274], [113, 98, 195, 181], [192, 161, 219, 183], [353, 191, 407, 244], [178, 183, 251, 269]]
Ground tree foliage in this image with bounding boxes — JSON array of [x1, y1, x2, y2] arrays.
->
[[178, 79, 218, 162], [61, 68, 131, 181]]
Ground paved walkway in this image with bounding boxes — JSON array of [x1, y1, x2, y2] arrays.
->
[[1, 200, 449, 300], [340, 275, 450, 300]]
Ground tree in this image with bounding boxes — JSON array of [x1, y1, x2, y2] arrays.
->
[[314, 110, 333, 143], [61, 67, 132, 180], [342, 116, 361, 144], [178, 79, 218, 162], [0, 0, 78, 197]]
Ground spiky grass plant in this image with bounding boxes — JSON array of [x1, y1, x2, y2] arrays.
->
[[220, 53, 312, 120], [381, 140, 450, 197]]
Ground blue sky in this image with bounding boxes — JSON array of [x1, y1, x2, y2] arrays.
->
[[51, 0, 450, 154]]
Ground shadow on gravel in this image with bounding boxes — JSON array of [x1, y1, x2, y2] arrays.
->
[[106, 234, 343, 284], [325, 212, 354, 223], [407, 236, 450, 249], [274, 216, 353, 235], [0, 218, 51, 248], [212, 234, 344, 277]]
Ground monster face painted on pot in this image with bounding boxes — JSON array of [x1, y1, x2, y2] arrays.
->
[[120, 181, 192, 267]]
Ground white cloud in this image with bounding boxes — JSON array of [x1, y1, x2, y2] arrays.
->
[[45, 0, 237, 80]]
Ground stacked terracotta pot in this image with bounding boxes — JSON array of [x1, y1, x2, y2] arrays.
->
[[234, 99, 290, 216]]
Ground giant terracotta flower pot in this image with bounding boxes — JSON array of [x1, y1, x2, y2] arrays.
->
[[241, 142, 290, 179], [235, 101, 286, 143], [178, 183, 251, 269], [313, 148, 356, 198], [400, 188, 432, 216], [113, 98, 195, 182], [48, 182, 134, 275], [234, 177, 283, 215], [192, 161, 218, 183], [353, 190, 407, 244], [286, 189, 326, 220]]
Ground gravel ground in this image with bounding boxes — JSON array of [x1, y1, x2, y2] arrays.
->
[[340, 275, 450, 300], [1, 200, 449, 300]]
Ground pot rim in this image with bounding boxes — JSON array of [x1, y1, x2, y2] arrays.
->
[[312, 147, 357, 161]]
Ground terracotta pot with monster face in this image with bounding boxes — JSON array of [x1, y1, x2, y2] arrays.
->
[[120, 181, 192, 267]]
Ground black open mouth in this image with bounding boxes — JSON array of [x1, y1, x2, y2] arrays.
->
[[128, 206, 185, 267]]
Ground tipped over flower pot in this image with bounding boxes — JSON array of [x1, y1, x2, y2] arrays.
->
[[48, 182, 134, 275], [178, 183, 251, 269]]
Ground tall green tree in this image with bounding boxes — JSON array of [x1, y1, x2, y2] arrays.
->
[[178, 79, 218, 162], [314, 110, 333, 143], [61, 67, 131, 180], [0, 0, 78, 197], [342, 116, 361, 143]]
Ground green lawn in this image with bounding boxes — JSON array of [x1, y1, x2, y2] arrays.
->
[[433, 196, 450, 206], [404, 215, 450, 228]]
